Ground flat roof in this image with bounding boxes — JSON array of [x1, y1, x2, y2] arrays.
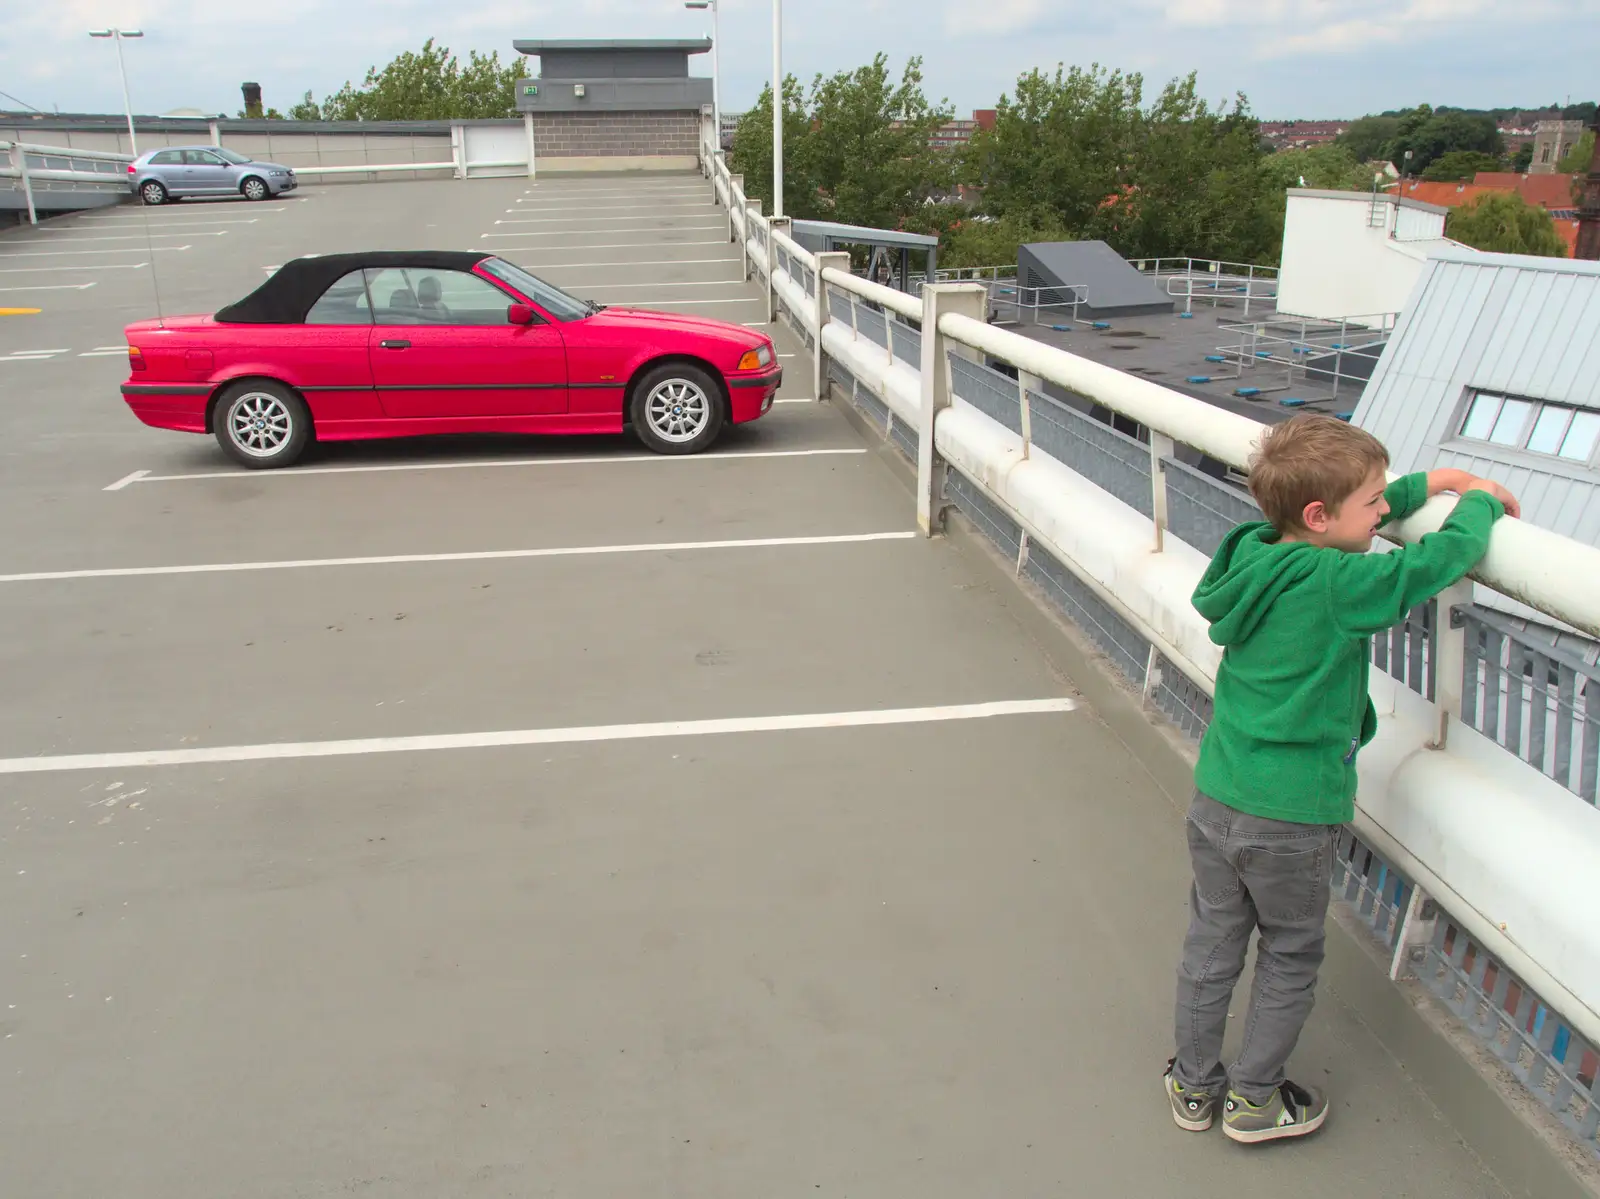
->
[[790, 219, 938, 249], [513, 39, 711, 54], [1287, 187, 1450, 217]]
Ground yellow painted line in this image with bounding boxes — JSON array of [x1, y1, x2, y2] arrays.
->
[[0, 307, 42, 316]]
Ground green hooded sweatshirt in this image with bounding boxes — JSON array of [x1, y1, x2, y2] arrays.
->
[[1191, 472, 1504, 826]]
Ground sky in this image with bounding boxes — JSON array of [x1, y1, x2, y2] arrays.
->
[[4, 0, 1596, 123]]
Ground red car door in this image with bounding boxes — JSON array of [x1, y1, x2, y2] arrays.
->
[[365, 266, 567, 419]]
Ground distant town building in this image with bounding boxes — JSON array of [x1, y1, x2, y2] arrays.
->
[[1532, 119, 1586, 173], [1389, 173, 1581, 255], [1258, 120, 1348, 151], [928, 110, 997, 151]]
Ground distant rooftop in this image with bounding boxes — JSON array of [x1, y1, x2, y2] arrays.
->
[[513, 39, 711, 54]]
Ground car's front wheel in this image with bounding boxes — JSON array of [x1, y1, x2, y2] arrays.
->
[[214, 381, 312, 469], [240, 176, 269, 202], [139, 180, 168, 206], [629, 363, 725, 455]]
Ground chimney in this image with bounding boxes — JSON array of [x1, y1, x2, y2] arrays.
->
[[241, 82, 263, 119], [1577, 114, 1600, 261]]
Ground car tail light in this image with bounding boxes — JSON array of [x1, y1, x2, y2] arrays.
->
[[127, 163, 136, 175], [127, 346, 145, 371]]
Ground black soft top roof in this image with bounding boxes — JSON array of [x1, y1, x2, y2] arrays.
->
[[214, 250, 495, 324]]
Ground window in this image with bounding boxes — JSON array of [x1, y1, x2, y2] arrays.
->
[[305, 270, 372, 326], [183, 149, 226, 166], [214, 148, 254, 165], [1459, 392, 1600, 463], [364, 267, 521, 326], [479, 257, 593, 322], [149, 149, 184, 166]]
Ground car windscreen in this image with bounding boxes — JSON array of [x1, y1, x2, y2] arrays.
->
[[479, 258, 593, 322], [214, 148, 253, 165]]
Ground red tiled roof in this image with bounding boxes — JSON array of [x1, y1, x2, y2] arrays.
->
[[1473, 172, 1579, 210]]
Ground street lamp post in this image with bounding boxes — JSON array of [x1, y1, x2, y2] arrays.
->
[[684, 1, 720, 159], [89, 28, 144, 157], [772, 0, 783, 217]]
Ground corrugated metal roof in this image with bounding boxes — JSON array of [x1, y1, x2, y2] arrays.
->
[[1356, 249, 1600, 546]]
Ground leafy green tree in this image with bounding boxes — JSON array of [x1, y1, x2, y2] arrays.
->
[[729, 55, 952, 231], [320, 38, 521, 121], [1389, 109, 1502, 175], [1558, 129, 1594, 175], [1510, 141, 1535, 172], [1421, 149, 1502, 181], [1447, 192, 1567, 256], [1337, 114, 1402, 163], [287, 91, 322, 121]]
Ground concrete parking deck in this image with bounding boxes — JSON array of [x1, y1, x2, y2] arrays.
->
[[0, 177, 1530, 1196]]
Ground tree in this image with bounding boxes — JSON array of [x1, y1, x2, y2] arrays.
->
[[288, 91, 322, 121], [1338, 114, 1402, 164], [1511, 141, 1535, 173], [1558, 129, 1594, 175], [1446, 192, 1567, 257], [728, 55, 953, 231], [1421, 149, 1502, 181], [962, 64, 1270, 264], [1389, 109, 1502, 175], [320, 38, 521, 121]]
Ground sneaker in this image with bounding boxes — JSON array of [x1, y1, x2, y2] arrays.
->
[[1162, 1058, 1216, 1132], [1222, 1079, 1329, 1144]]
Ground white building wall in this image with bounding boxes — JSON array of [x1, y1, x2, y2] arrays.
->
[[1277, 190, 1455, 327]]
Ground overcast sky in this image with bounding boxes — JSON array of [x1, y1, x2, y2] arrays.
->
[[7, 0, 1596, 123]]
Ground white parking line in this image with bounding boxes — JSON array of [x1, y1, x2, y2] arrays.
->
[[520, 257, 740, 270], [9, 232, 227, 245], [79, 345, 129, 357], [0, 698, 1079, 775], [506, 204, 710, 214], [0, 284, 94, 294], [0, 263, 149, 274], [772, 398, 815, 404], [495, 216, 724, 227], [0, 347, 71, 359], [76, 206, 288, 219], [108, 446, 867, 489], [69, 217, 264, 227], [0, 530, 915, 584], [0, 246, 190, 259], [610, 297, 764, 306], [520, 187, 706, 198], [565, 278, 745, 290], [485, 237, 729, 248]]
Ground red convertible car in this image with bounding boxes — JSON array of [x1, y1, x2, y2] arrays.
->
[[119, 250, 782, 468]]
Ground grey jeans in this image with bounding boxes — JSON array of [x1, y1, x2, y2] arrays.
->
[[1171, 791, 1337, 1105]]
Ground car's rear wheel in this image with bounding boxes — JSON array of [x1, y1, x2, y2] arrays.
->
[[629, 363, 725, 455], [240, 176, 269, 202], [214, 381, 311, 469], [139, 180, 168, 206]]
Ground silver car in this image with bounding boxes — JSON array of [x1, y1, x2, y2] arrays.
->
[[129, 146, 298, 205]]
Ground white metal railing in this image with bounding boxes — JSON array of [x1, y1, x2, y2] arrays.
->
[[2, 140, 134, 225], [698, 115, 1600, 1086]]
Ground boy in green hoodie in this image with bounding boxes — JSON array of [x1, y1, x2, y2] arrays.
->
[[1162, 413, 1519, 1144]]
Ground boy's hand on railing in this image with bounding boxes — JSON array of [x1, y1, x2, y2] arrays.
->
[[1465, 477, 1520, 519]]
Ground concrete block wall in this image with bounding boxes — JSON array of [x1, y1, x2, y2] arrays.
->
[[530, 110, 697, 158]]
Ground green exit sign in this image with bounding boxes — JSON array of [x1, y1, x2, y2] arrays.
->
[[523, 85, 538, 96]]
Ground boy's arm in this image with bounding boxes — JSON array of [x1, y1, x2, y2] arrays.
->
[[1332, 490, 1506, 638], [1382, 468, 1521, 527]]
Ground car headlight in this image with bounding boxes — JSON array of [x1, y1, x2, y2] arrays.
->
[[737, 344, 773, 371], [269, 169, 288, 176]]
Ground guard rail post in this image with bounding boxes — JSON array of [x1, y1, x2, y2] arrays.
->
[[524, 113, 538, 180], [727, 174, 744, 245], [1427, 580, 1475, 750], [14, 144, 36, 225], [917, 283, 989, 536], [741, 198, 761, 281], [813, 253, 850, 403], [767, 216, 791, 325]]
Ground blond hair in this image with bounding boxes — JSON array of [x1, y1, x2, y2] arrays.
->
[[1248, 414, 1390, 532]]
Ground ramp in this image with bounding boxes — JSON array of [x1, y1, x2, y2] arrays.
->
[[1019, 240, 1174, 319]]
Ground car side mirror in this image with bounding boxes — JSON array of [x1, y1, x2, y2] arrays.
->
[[508, 304, 536, 325]]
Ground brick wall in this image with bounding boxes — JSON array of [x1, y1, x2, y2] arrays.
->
[[529, 110, 698, 158]]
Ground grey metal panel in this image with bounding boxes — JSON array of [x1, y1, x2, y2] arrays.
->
[[1017, 240, 1173, 318], [530, 49, 697, 80], [789, 219, 938, 250], [517, 78, 711, 113]]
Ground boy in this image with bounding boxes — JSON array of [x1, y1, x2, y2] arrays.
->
[[1163, 413, 1519, 1144]]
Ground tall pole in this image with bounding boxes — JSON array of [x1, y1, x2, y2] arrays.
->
[[772, 0, 783, 217], [711, 2, 721, 158], [113, 32, 136, 157]]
